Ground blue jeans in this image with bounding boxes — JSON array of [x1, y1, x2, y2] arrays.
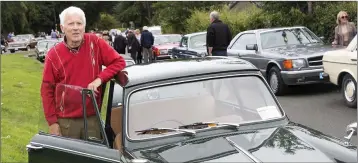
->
[[212, 50, 227, 56]]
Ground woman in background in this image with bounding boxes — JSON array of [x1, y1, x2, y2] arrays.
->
[[135, 29, 142, 64], [127, 30, 140, 63], [332, 11, 357, 47]]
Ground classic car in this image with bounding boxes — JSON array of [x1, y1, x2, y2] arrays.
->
[[27, 57, 357, 163], [227, 26, 337, 95], [35, 39, 61, 62], [1, 45, 6, 54], [152, 34, 182, 60], [172, 32, 207, 59], [8, 34, 37, 53], [322, 35, 357, 108]]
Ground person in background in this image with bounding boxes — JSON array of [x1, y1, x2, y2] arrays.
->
[[135, 29, 142, 64], [206, 11, 232, 56], [114, 30, 127, 55], [127, 30, 141, 63], [51, 29, 58, 39], [102, 30, 111, 45], [140, 26, 154, 63], [332, 11, 357, 47], [40, 6, 126, 140]]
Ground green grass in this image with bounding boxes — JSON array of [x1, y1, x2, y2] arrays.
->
[[1, 53, 110, 162], [1, 52, 44, 162]]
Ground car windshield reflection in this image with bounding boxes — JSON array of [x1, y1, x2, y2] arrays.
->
[[127, 76, 283, 139]]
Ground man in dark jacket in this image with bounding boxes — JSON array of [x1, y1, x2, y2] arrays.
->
[[140, 26, 154, 63], [113, 30, 127, 54], [206, 11, 232, 56]]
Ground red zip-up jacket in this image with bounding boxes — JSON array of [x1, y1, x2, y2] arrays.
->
[[41, 33, 126, 126]]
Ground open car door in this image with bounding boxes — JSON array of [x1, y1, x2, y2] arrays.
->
[[27, 85, 125, 163]]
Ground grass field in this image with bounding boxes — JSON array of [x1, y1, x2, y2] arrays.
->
[[1, 53, 109, 162]]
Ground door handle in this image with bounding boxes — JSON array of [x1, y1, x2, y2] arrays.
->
[[26, 144, 43, 151]]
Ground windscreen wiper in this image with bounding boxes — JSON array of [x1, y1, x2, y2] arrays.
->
[[135, 127, 196, 136], [178, 122, 240, 130]]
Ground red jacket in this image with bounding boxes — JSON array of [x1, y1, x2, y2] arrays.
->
[[41, 33, 126, 126]]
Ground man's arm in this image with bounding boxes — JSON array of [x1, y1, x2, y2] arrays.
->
[[97, 38, 126, 83], [207, 26, 215, 55], [40, 54, 58, 126]]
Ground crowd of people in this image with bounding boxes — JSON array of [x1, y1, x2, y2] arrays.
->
[[88, 26, 155, 64]]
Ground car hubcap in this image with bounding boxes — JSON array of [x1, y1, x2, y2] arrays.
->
[[344, 79, 356, 102], [270, 72, 279, 93]]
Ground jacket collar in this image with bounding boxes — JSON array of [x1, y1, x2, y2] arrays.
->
[[211, 19, 222, 24]]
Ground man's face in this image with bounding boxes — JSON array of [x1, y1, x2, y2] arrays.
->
[[60, 13, 85, 42]]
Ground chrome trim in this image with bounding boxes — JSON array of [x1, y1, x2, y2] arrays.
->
[[225, 137, 262, 163], [281, 68, 323, 75], [29, 142, 122, 162], [124, 73, 287, 142]]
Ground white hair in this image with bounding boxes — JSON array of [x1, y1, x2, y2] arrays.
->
[[210, 11, 219, 20], [143, 26, 148, 30], [59, 6, 86, 26]]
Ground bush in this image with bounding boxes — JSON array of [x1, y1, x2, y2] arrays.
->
[[185, 2, 357, 44]]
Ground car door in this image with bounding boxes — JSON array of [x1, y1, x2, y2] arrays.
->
[[227, 33, 259, 66], [172, 36, 189, 58], [27, 133, 124, 163], [186, 33, 207, 57]]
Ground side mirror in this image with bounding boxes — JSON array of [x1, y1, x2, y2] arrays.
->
[[246, 44, 258, 51], [344, 122, 357, 142]]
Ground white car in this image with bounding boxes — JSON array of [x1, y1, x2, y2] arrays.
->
[[322, 35, 357, 108]]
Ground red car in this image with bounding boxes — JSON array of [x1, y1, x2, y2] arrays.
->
[[152, 34, 182, 60]]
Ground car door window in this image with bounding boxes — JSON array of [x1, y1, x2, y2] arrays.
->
[[189, 34, 206, 49], [231, 34, 257, 50], [180, 37, 188, 47]]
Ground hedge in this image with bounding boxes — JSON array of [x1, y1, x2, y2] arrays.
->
[[185, 2, 357, 44]]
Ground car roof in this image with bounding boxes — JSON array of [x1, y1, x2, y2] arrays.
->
[[242, 26, 306, 34], [122, 57, 258, 87], [183, 31, 206, 37]]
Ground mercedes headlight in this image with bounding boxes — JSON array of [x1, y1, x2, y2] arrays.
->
[[283, 59, 307, 69], [159, 49, 168, 55]]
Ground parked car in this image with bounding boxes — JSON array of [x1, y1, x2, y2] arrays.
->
[[227, 26, 338, 95], [27, 57, 357, 163], [148, 26, 162, 35], [1, 45, 6, 54], [152, 34, 182, 60], [35, 40, 60, 62], [7, 34, 37, 53], [172, 31, 207, 59], [322, 35, 357, 108]]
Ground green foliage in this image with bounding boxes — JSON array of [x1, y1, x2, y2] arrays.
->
[[97, 13, 118, 30], [185, 2, 357, 44]]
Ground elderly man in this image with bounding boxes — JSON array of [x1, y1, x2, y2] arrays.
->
[[140, 26, 154, 63], [206, 11, 232, 56], [40, 6, 126, 139]]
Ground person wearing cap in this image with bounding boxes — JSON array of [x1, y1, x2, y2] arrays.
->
[[140, 26, 154, 63]]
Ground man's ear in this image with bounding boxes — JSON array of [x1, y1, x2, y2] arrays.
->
[[60, 25, 65, 33]]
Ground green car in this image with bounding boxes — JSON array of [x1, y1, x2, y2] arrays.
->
[[27, 57, 357, 163]]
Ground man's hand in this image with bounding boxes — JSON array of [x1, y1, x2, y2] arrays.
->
[[49, 123, 61, 136], [87, 78, 102, 93]]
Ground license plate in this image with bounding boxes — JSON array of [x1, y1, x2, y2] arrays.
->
[[15, 48, 18, 51], [319, 72, 324, 79]]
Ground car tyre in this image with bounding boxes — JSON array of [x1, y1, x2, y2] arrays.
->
[[268, 66, 287, 96], [341, 74, 357, 108], [10, 50, 15, 53]]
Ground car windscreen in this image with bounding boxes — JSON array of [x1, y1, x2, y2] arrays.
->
[[154, 35, 181, 45], [127, 75, 283, 139], [47, 42, 57, 48], [260, 28, 321, 49], [37, 41, 48, 48], [13, 35, 29, 41]]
